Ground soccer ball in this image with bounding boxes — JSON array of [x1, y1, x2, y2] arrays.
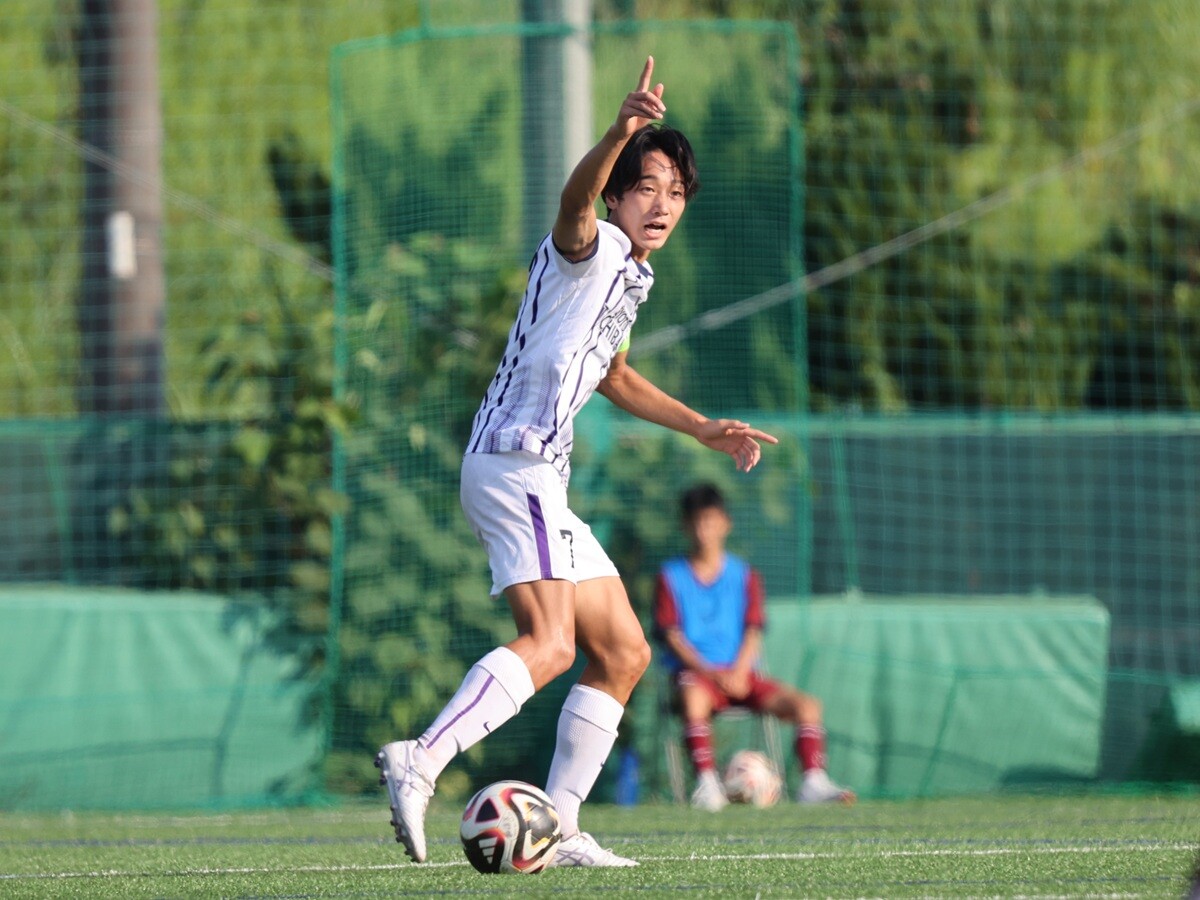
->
[[723, 749, 783, 808], [459, 780, 561, 874]]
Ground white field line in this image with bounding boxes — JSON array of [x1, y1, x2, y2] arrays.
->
[[906, 895, 1145, 900], [2, 841, 1193, 880]]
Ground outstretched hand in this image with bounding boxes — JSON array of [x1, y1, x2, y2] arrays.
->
[[695, 419, 780, 472], [615, 55, 666, 138]]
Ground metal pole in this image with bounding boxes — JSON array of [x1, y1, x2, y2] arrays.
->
[[79, 0, 165, 416], [561, 0, 592, 175], [520, 0, 593, 256]]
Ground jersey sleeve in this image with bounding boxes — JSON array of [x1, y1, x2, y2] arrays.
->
[[549, 220, 627, 278], [548, 230, 603, 277], [744, 568, 767, 630], [653, 570, 681, 640]]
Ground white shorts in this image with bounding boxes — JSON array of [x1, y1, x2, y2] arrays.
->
[[460, 451, 619, 596]]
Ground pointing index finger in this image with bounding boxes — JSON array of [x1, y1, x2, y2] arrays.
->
[[636, 55, 654, 92]]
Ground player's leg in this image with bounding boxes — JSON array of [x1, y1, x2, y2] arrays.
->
[[572, 575, 651, 704], [757, 681, 855, 804], [677, 672, 728, 811], [378, 452, 577, 861], [414, 579, 576, 775], [545, 573, 649, 867], [378, 579, 575, 863]]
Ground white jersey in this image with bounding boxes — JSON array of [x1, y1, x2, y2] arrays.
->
[[467, 220, 653, 484]]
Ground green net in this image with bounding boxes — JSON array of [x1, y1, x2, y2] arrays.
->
[[332, 4, 1200, 801], [2, 0, 1200, 810], [329, 18, 803, 797], [0, 0, 531, 810]]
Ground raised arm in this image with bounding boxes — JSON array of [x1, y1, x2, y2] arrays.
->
[[551, 56, 666, 261], [598, 352, 779, 472]]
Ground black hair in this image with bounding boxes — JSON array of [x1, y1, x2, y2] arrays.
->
[[680, 482, 726, 524], [603, 124, 700, 206]]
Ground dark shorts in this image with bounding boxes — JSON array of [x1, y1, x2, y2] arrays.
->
[[676, 669, 783, 715]]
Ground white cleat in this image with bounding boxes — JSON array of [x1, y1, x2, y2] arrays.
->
[[798, 769, 856, 805], [548, 831, 639, 867], [690, 771, 729, 812], [375, 740, 435, 862]]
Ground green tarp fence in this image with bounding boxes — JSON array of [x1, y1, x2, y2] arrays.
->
[[0, 587, 324, 810], [634, 594, 1110, 800]]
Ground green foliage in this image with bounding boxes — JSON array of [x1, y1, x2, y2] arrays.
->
[[0, 2, 83, 415], [5, 0, 1200, 416], [328, 236, 525, 796], [0, 0, 429, 417], [792, 0, 1200, 411], [662, 54, 802, 411], [110, 264, 351, 659]]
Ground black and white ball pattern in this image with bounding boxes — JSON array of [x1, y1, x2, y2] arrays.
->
[[459, 780, 561, 874]]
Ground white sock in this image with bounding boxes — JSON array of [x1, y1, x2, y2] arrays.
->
[[415, 647, 535, 779], [545, 684, 624, 837]]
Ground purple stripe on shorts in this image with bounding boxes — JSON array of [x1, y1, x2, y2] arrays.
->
[[428, 674, 494, 748], [526, 493, 554, 580]]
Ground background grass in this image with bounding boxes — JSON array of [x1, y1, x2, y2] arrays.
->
[[2, 792, 1197, 898]]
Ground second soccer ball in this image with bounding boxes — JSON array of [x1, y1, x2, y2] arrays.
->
[[723, 749, 783, 808]]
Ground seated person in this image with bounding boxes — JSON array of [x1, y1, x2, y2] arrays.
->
[[654, 482, 855, 811]]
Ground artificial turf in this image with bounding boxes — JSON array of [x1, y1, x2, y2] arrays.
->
[[2, 792, 1197, 898]]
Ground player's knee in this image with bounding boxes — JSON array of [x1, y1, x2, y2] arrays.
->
[[611, 636, 652, 685], [630, 636, 652, 678], [680, 692, 711, 722], [521, 632, 576, 684], [797, 693, 822, 723], [544, 640, 577, 680]]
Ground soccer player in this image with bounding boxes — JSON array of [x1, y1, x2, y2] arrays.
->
[[376, 57, 779, 866], [655, 482, 855, 812]]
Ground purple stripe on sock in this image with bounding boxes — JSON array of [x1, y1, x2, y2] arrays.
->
[[526, 493, 553, 580], [427, 674, 495, 748]]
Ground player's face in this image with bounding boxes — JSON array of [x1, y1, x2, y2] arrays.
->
[[685, 507, 732, 555], [605, 149, 687, 261]]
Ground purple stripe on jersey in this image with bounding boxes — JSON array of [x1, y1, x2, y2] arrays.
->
[[527, 372, 555, 434], [426, 674, 495, 748], [480, 363, 525, 448], [468, 248, 550, 453], [526, 493, 554, 580], [541, 271, 623, 451], [530, 245, 549, 325], [628, 252, 654, 279], [469, 369, 513, 453], [483, 261, 551, 444]]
